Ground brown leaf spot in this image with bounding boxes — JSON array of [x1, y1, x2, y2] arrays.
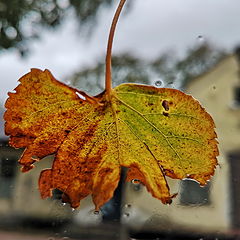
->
[[163, 112, 169, 117], [162, 100, 170, 111]]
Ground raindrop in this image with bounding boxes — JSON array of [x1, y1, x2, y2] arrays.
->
[[131, 179, 140, 185], [123, 212, 130, 217], [155, 80, 163, 87], [94, 210, 100, 215], [125, 203, 131, 208], [197, 35, 205, 42], [65, 80, 71, 84], [76, 92, 86, 100], [167, 82, 176, 89]]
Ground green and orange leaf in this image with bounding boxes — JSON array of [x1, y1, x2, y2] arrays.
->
[[4, 69, 218, 210]]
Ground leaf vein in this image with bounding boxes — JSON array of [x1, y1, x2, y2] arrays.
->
[[114, 94, 182, 160]]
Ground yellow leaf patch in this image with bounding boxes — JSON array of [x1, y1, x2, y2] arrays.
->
[[4, 69, 218, 210]]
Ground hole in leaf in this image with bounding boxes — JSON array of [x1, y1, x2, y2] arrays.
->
[[162, 100, 170, 111]]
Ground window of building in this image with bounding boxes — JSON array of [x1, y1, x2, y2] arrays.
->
[[179, 179, 210, 206], [228, 150, 240, 229], [0, 156, 17, 198]]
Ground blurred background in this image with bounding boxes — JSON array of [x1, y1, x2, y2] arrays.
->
[[0, 0, 240, 239]]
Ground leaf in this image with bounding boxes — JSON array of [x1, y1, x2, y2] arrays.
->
[[4, 68, 218, 210]]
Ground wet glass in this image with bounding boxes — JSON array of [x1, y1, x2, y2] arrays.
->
[[0, 0, 240, 239]]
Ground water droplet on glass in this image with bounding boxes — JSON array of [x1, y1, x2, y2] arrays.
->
[[65, 80, 71, 84], [123, 212, 130, 217], [197, 35, 205, 43], [125, 203, 131, 208], [155, 80, 163, 87], [94, 210, 100, 215], [76, 91, 86, 100], [213, 86, 216, 90], [131, 179, 140, 184], [167, 82, 176, 89]]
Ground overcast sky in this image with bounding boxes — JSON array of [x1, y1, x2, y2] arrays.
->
[[0, 0, 240, 107]]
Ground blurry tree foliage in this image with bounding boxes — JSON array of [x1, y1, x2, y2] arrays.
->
[[70, 53, 151, 95], [0, 0, 116, 55], [69, 43, 226, 92], [174, 43, 226, 87], [0, 0, 226, 87]]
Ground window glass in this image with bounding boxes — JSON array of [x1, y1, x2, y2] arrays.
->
[[0, 0, 240, 239], [179, 179, 210, 206]]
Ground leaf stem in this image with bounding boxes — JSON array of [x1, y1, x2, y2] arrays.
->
[[105, 0, 126, 97]]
